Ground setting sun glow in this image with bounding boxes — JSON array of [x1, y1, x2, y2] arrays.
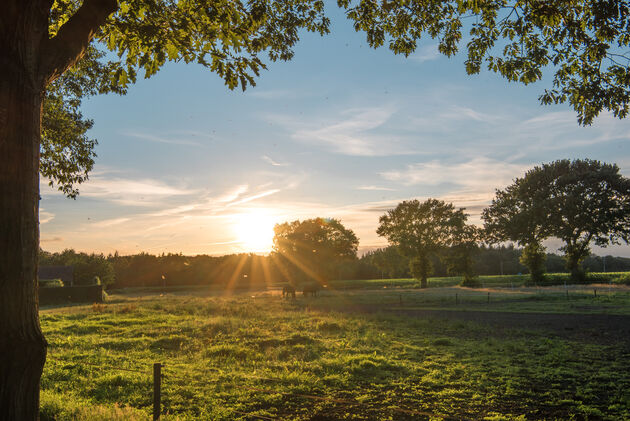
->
[[233, 211, 276, 253]]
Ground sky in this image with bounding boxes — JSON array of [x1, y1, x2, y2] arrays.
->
[[40, 6, 630, 258]]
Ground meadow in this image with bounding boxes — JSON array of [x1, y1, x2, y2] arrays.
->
[[40, 277, 630, 420]]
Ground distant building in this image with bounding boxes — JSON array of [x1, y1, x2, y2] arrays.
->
[[38, 265, 74, 287]]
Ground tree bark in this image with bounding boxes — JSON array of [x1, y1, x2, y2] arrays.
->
[[0, 68, 48, 420], [0, 3, 49, 419]]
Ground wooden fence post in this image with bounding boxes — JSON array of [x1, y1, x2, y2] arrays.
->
[[153, 363, 162, 421]]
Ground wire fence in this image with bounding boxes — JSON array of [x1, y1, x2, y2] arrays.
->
[[46, 355, 470, 420]]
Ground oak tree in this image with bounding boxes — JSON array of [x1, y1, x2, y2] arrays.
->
[[377, 199, 474, 288], [534, 159, 630, 281], [482, 169, 553, 283], [483, 159, 630, 283], [272, 218, 359, 284]]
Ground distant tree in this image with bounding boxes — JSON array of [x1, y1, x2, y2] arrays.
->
[[444, 223, 481, 285], [539, 160, 630, 281], [482, 167, 555, 283], [39, 249, 115, 286], [484, 159, 630, 282], [273, 218, 359, 284], [377, 199, 475, 288], [362, 246, 411, 279]]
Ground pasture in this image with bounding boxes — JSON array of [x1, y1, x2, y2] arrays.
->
[[40, 278, 630, 420]]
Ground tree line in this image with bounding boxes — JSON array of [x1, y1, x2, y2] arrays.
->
[[377, 159, 630, 286], [40, 159, 630, 289], [39, 246, 630, 290]]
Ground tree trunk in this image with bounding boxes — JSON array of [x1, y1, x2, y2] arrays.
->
[[0, 10, 48, 418]]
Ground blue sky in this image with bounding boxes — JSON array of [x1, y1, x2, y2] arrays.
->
[[40, 7, 630, 257]]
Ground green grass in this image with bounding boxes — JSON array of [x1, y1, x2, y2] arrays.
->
[[327, 272, 630, 291], [40, 289, 630, 420]]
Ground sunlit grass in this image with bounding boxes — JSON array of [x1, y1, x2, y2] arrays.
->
[[40, 290, 630, 420]]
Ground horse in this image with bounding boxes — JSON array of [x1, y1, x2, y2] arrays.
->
[[282, 285, 296, 299], [302, 283, 320, 297]]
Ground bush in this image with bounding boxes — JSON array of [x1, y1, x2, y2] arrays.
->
[[615, 273, 630, 285], [461, 277, 481, 288], [39, 278, 64, 288]]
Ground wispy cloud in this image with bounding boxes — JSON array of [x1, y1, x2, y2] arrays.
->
[[91, 217, 131, 228], [40, 209, 54, 224], [409, 44, 441, 63], [281, 106, 418, 156], [357, 185, 396, 191], [41, 236, 63, 243], [380, 157, 528, 194], [441, 105, 504, 124], [50, 174, 200, 207], [217, 184, 249, 203], [226, 189, 281, 207], [122, 131, 203, 147], [262, 155, 290, 167], [248, 89, 295, 99]]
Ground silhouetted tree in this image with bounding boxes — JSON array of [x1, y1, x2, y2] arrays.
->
[[377, 199, 476, 288], [273, 218, 358, 285], [484, 159, 630, 283], [483, 167, 555, 283]]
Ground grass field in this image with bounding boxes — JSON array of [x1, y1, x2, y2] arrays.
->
[[40, 280, 630, 420]]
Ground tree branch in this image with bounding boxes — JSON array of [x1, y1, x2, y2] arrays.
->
[[40, 0, 118, 84]]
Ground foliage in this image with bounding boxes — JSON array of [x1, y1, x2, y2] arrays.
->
[[408, 255, 432, 285], [443, 222, 481, 281], [39, 246, 630, 290], [519, 242, 547, 285], [361, 246, 411, 279], [540, 159, 630, 281], [483, 159, 630, 283], [377, 199, 477, 287], [40, 249, 115, 286], [273, 218, 359, 284], [38, 279, 65, 288], [615, 273, 630, 285], [341, 0, 630, 125], [42, 43, 127, 197], [41, 0, 630, 195]]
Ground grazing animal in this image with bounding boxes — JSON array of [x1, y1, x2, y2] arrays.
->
[[282, 285, 296, 299], [302, 283, 320, 297]]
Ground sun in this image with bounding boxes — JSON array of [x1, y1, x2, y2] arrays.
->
[[233, 211, 275, 253]]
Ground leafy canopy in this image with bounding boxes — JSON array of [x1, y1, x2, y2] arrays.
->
[[377, 199, 478, 285], [341, 0, 630, 125], [483, 159, 630, 280], [273, 217, 359, 282], [44, 0, 630, 195], [377, 199, 468, 255]]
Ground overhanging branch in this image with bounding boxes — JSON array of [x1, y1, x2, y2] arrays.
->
[[40, 0, 118, 84]]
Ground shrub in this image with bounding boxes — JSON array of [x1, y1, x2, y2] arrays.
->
[[39, 278, 64, 288], [615, 273, 630, 285], [461, 277, 481, 288]]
